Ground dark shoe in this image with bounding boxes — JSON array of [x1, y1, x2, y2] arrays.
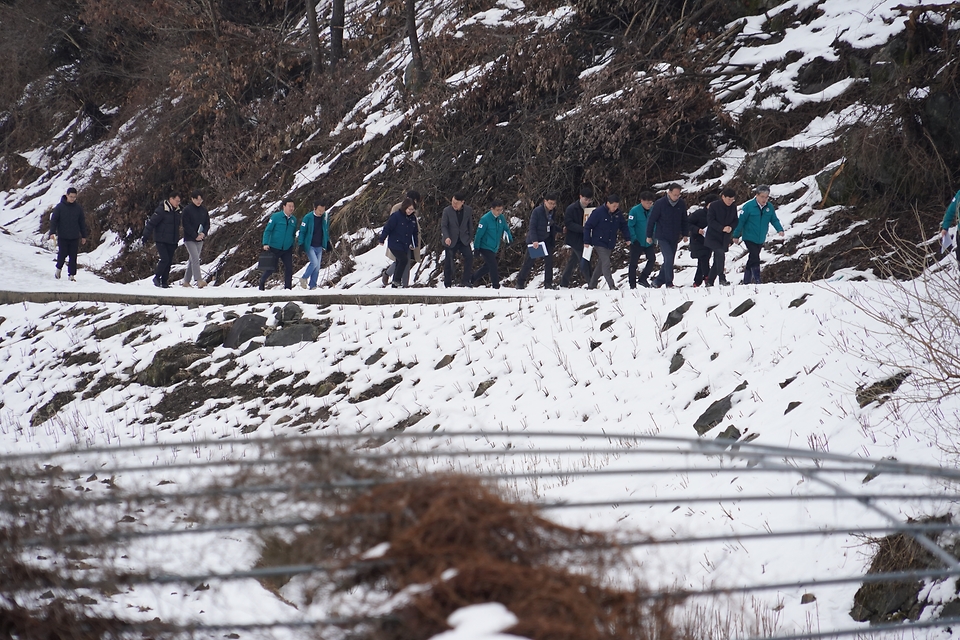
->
[[692, 282, 701, 288], [638, 279, 650, 288], [161, 283, 170, 289], [719, 279, 730, 286], [391, 282, 402, 289], [153, 275, 161, 287]]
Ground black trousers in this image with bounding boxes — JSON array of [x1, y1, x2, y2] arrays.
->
[[707, 249, 728, 284], [259, 247, 294, 289], [443, 241, 473, 287], [516, 241, 554, 289], [560, 241, 590, 287], [628, 242, 656, 288], [56, 238, 80, 276], [693, 254, 711, 285], [471, 249, 501, 288], [392, 249, 411, 287], [743, 241, 763, 284], [155, 242, 177, 286]]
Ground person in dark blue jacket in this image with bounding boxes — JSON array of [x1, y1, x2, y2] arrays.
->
[[143, 190, 182, 288], [584, 194, 628, 290], [687, 194, 717, 287], [704, 187, 738, 286], [646, 183, 688, 288], [516, 192, 559, 289], [181, 190, 211, 288], [560, 185, 593, 288], [379, 197, 419, 288], [49, 187, 88, 281]]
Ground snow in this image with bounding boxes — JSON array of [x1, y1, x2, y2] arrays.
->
[[428, 603, 528, 640]]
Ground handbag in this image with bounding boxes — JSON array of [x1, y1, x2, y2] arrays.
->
[[258, 250, 278, 271]]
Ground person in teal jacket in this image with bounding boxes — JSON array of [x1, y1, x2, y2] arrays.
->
[[298, 196, 332, 290], [259, 198, 299, 290], [732, 185, 784, 284], [627, 191, 656, 288], [939, 188, 960, 266], [470, 199, 513, 289]]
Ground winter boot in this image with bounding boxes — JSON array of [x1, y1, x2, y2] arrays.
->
[[197, 280, 207, 288], [69, 275, 76, 282], [751, 266, 762, 284]]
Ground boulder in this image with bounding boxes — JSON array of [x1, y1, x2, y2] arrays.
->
[[224, 314, 266, 349], [281, 302, 303, 324], [740, 147, 802, 185], [264, 323, 320, 347], [196, 323, 228, 349], [662, 301, 693, 332], [693, 381, 748, 435], [136, 343, 208, 387]]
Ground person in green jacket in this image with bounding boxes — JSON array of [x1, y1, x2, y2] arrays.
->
[[470, 198, 513, 289], [259, 198, 299, 290], [732, 185, 784, 284], [626, 191, 656, 289], [298, 196, 332, 290], [939, 188, 960, 267]]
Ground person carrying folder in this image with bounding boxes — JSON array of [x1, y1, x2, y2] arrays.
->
[[516, 192, 559, 289]]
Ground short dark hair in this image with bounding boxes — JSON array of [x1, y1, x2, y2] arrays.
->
[[399, 197, 416, 212], [702, 193, 719, 204], [579, 185, 594, 199], [314, 196, 332, 209], [406, 190, 421, 203], [282, 198, 295, 207], [452, 192, 466, 202], [190, 189, 203, 199], [755, 185, 771, 194], [66, 187, 78, 195], [666, 183, 682, 192], [638, 191, 656, 202], [544, 191, 559, 201], [606, 193, 620, 204], [721, 187, 737, 198], [168, 190, 181, 199], [490, 198, 505, 208]]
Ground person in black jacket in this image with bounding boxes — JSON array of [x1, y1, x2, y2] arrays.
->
[[143, 190, 182, 288], [516, 192, 559, 289], [560, 185, 593, 288], [379, 197, 419, 288], [646, 183, 689, 288], [49, 187, 88, 281], [688, 193, 718, 287], [440, 192, 474, 288], [181, 190, 211, 288], [584, 194, 629, 290], [704, 187, 738, 287]]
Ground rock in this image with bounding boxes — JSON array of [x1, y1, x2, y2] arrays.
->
[[95, 311, 160, 340], [815, 163, 854, 207], [365, 348, 387, 365], [264, 324, 319, 347], [136, 343, 208, 387], [435, 354, 455, 369], [924, 91, 960, 162], [740, 146, 802, 185], [31, 391, 76, 427], [716, 424, 741, 442], [796, 56, 844, 94], [693, 381, 748, 435], [669, 349, 685, 374], [600, 319, 615, 331], [224, 314, 266, 349], [281, 302, 303, 324], [350, 375, 403, 403], [862, 456, 897, 484], [223, 311, 240, 320], [196, 323, 227, 349], [789, 293, 811, 308], [662, 301, 693, 331], [801, 593, 817, 605], [784, 401, 801, 414], [475, 379, 496, 397], [779, 376, 797, 388], [856, 371, 910, 408], [729, 299, 755, 317]]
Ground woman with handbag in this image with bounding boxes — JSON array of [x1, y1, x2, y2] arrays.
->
[[379, 198, 419, 288]]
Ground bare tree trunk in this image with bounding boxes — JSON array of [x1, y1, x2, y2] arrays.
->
[[406, 0, 424, 88], [330, 0, 345, 65], [305, 0, 323, 73]]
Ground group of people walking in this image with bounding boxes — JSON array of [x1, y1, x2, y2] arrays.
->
[[45, 183, 787, 290]]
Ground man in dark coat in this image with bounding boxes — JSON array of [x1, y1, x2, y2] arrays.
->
[[687, 194, 717, 287], [704, 187, 738, 286], [646, 183, 688, 288], [560, 185, 593, 288], [181, 189, 211, 288], [49, 187, 88, 281], [143, 190, 182, 288], [584, 193, 628, 290], [440, 192, 474, 287], [516, 192, 559, 289]]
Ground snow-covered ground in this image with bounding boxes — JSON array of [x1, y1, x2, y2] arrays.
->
[[2, 208, 960, 638]]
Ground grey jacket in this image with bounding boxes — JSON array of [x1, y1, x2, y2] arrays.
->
[[441, 204, 474, 247]]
